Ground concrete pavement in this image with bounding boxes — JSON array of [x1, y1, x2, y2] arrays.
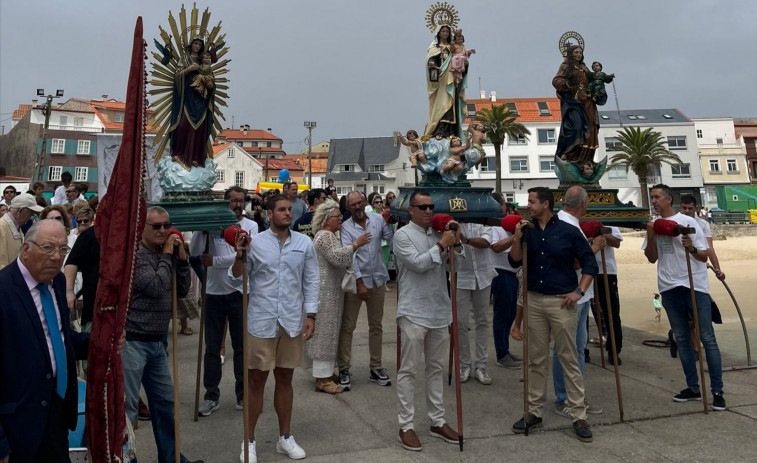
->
[[133, 282, 757, 462]]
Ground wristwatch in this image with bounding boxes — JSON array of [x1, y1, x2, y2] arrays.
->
[[574, 287, 585, 297], [688, 246, 698, 254]]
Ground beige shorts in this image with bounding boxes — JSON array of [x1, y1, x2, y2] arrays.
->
[[247, 326, 303, 371]]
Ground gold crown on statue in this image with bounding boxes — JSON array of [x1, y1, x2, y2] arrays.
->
[[425, 2, 460, 33]]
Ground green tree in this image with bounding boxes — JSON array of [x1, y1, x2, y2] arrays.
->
[[474, 104, 530, 194], [607, 126, 683, 209]]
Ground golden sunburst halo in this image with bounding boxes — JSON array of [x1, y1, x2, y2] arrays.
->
[[425, 2, 460, 33]]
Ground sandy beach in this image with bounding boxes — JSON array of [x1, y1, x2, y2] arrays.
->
[[613, 233, 756, 338]]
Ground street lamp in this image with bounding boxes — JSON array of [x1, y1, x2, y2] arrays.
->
[[304, 121, 316, 187], [33, 88, 65, 186]]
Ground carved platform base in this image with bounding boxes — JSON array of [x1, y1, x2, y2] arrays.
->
[[148, 199, 237, 232], [390, 184, 502, 222], [552, 188, 649, 226]]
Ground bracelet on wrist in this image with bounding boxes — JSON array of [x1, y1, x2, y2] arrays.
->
[[306, 313, 316, 320], [66, 290, 75, 295]]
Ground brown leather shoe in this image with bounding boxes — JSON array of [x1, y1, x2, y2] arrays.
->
[[429, 423, 459, 444], [398, 429, 422, 451], [315, 379, 343, 394]]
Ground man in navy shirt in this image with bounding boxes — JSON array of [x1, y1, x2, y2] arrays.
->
[[508, 187, 598, 443]]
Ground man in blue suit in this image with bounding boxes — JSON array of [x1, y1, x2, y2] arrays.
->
[[0, 219, 121, 462]]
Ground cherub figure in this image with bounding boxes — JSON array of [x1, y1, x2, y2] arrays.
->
[[467, 122, 487, 168], [439, 136, 471, 176], [586, 61, 615, 102], [450, 32, 475, 84], [395, 130, 427, 167], [190, 52, 215, 99], [581, 162, 595, 179]]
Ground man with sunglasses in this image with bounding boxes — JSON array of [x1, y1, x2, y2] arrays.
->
[[0, 185, 16, 207], [51, 171, 72, 206], [1, 193, 44, 270], [122, 206, 203, 463], [394, 190, 462, 452]]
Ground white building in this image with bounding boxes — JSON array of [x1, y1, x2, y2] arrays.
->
[[692, 118, 750, 208], [596, 109, 704, 207], [211, 143, 263, 193]]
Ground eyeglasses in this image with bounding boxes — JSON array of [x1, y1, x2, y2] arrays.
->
[[3, 190, 13, 195], [229, 199, 245, 204], [328, 213, 342, 220], [77, 219, 91, 225], [66, 189, 76, 194], [373, 200, 383, 204], [146, 222, 172, 230], [410, 204, 435, 211], [28, 240, 70, 256]]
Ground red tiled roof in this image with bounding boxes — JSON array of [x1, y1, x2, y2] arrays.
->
[[90, 99, 126, 109], [218, 129, 282, 142], [266, 159, 304, 171], [285, 154, 328, 173], [12, 104, 31, 120], [212, 142, 234, 155], [466, 97, 561, 123], [736, 127, 757, 138]]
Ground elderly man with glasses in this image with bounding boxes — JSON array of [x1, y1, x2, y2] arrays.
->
[[0, 193, 44, 270]]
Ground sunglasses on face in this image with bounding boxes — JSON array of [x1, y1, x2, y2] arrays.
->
[[147, 222, 172, 230], [77, 219, 91, 225], [373, 200, 383, 204], [411, 204, 435, 211], [3, 191, 14, 195]]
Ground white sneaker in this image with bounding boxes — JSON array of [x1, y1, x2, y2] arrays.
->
[[474, 368, 492, 385], [460, 366, 471, 383], [240, 441, 257, 463], [276, 435, 306, 460]]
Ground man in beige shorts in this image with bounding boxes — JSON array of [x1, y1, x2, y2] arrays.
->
[[231, 194, 320, 462]]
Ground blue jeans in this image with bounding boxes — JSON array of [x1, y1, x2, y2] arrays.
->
[[662, 287, 723, 394], [122, 340, 189, 463], [204, 292, 244, 402], [491, 269, 518, 360], [553, 300, 590, 404]]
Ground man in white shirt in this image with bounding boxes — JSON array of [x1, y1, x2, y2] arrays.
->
[[679, 195, 725, 281], [191, 186, 258, 417], [456, 221, 497, 385], [553, 186, 606, 417], [51, 172, 72, 206], [338, 191, 394, 389], [394, 190, 461, 452], [593, 226, 624, 365], [231, 194, 319, 462], [0, 185, 16, 206], [643, 184, 725, 411]]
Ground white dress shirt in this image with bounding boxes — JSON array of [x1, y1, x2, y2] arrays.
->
[[190, 217, 258, 295], [489, 226, 517, 272], [231, 229, 319, 338], [455, 223, 497, 290], [340, 213, 394, 289]]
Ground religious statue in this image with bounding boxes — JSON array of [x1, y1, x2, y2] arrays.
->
[[149, 4, 231, 195], [552, 31, 611, 187]]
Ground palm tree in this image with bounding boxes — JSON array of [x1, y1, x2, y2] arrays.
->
[[474, 104, 530, 194], [607, 126, 683, 210]]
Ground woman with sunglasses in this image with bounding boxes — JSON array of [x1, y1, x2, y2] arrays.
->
[[40, 205, 72, 234]]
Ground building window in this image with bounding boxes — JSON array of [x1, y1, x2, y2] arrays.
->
[[114, 113, 124, 123], [227, 149, 234, 158], [235, 171, 245, 186], [371, 185, 386, 194], [48, 166, 62, 181], [696, 129, 703, 139], [236, 141, 243, 147], [709, 159, 720, 173], [266, 142, 272, 147], [466, 103, 476, 117], [505, 102, 518, 116], [717, 138, 724, 147], [539, 156, 555, 172], [605, 137, 622, 149], [727, 159, 738, 173], [504, 193, 515, 203], [369, 164, 385, 173], [671, 163, 691, 178], [537, 129, 555, 144], [74, 167, 88, 182], [607, 165, 627, 180], [217, 170, 225, 183], [480, 157, 495, 172], [59, 116, 68, 126], [73, 117, 84, 127], [269, 176, 279, 182], [51, 139, 65, 154], [667, 136, 687, 149], [341, 164, 355, 172], [537, 101, 551, 116], [250, 141, 258, 147], [336, 186, 351, 195], [77, 140, 90, 155], [508, 135, 526, 145], [510, 158, 528, 172]]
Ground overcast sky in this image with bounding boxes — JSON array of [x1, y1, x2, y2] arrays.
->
[[2, 0, 755, 154]]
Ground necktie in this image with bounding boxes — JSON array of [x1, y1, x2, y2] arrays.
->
[[37, 283, 67, 398]]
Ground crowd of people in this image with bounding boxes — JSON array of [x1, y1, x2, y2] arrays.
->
[[0, 180, 729, 462]]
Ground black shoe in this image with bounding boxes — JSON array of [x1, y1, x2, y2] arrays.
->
[[673, 388, 701, 402], [584, 348, 591, 364], [512, 414, 543, 434], [573, 419, 593, 443], [369, 368, 392, 386], [712, 393, 727, 411], [607, 353, 622, 366], [337, 369, 351, 391], [668, 330, 678, 358]]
